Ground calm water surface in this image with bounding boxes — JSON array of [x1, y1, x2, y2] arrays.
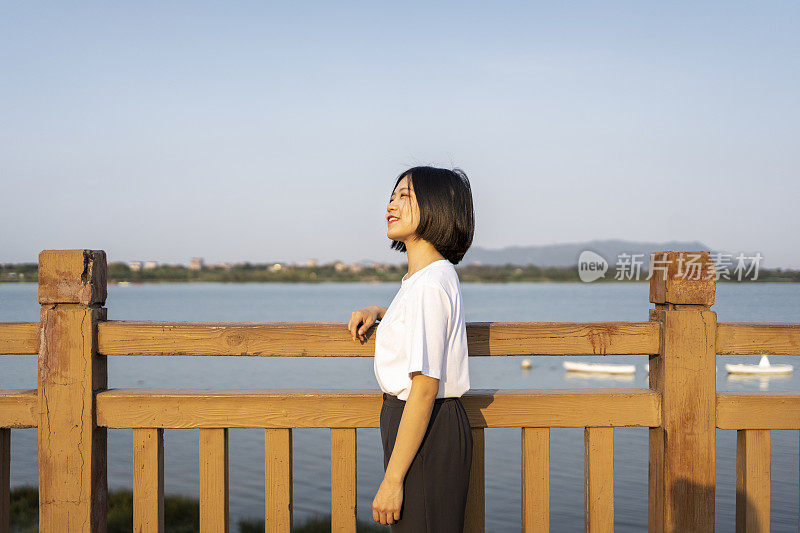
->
[[1, 281, 799, 532]]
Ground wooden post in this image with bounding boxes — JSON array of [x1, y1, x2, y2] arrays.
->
[[38, 250, 108, 532], [199, 428, 229, 532], [133, 428, 165, 533], [330, 429, 357, 532], [522, 427, 549, 532], [1, 428, 9, 533], [648, 251, 717, 532], [736, 429, 770, 532]]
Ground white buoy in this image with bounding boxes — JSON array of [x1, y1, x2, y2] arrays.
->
[[521, 359, 532, 369]]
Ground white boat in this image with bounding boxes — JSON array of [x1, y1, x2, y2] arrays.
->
[[725, 354, 793, 375], [563, 361, 635, 374]]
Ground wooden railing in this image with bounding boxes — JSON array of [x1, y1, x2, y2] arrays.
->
[[0, 248, 798, 532]]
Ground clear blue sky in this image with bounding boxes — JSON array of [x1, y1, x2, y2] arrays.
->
[[1, 2, 798, 267]]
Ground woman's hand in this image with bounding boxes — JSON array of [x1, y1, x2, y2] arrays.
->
[[372, 476, 403, 525], [348, 306, 381, 341]]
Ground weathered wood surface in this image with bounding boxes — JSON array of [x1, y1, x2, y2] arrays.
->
[[522, 427, 549, 532], [648, 251, 717, 533], [133, 428, 164, 533], [1, 428, 9, 533], [735, 429, 770, 533], [718, 392, 800, 429], [37, 249, 108, 533], [199, 428, 229, 532], [584, 426, 614, 532], [97, 320, 660, 356], [0, 390, 37, 428], [95, 388, 661, 429], [0, 322, 39, 354], [330, 428, 357, 532], [265, 428, 292, 532], [717, 322, 800, 355]]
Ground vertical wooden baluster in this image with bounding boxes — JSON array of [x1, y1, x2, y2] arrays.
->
[[464, 427, 484, 533], [37, 249, 108, 532], [265, 428, 292, 532], [133, 428, 164, 533], [522, 427, 549, 532], [585, 426, 614, 532], [0, 428, 9, 533], [736, 429, 770, 532], [648, 250, 717, 532], [331, 428, 357, 532], [199, 428, 229, 532]]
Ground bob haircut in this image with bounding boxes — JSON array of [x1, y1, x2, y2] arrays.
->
[[389, 165, 475, 265]]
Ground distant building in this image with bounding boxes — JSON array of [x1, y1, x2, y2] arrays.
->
[[189, 257, 204, 271], [348, 263, 363, 273], [306, 259, 318, 267], [269, 263, 283, 272], [334, 261, 346, 272], [128, 262, 142, 272], [143, 261, 159, 270], [214, 262, 232, 271]]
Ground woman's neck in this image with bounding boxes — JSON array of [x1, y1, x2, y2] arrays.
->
[[404, 239, 446, 280]]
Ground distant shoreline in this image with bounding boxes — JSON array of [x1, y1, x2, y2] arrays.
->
[[2, 262, 798, 283]]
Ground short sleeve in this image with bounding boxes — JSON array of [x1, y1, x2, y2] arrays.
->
[[405, 281, 452, 380]]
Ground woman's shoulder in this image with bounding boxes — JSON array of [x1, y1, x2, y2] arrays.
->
[[417, 263, 460, 297]]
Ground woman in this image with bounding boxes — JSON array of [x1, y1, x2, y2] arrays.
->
[[348, 166, 475, 531]]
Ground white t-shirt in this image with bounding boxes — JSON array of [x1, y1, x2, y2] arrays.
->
[[373, 258, 470, 400]]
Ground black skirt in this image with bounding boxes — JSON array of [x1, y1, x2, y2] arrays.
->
[[379, 392, 473, 532]]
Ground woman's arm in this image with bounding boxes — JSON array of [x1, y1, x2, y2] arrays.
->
[[384, 373, 438, 481], [373, 372, 438, 524]]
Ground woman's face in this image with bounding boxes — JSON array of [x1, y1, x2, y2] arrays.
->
[[386, 175, 420, 243]]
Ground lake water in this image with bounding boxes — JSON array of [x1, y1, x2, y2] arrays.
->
[[1, 281, 799, 532]]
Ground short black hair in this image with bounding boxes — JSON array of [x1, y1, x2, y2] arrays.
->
[[389, 166, 475, 265]]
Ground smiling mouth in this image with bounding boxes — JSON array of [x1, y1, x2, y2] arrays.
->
[[387, 216, 399, 223]]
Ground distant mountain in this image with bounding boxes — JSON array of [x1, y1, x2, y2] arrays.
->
[[461, 239, 718, 267]]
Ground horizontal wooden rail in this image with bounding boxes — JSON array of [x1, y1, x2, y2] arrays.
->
[[717, 322, 800, 355], [6, 320, 799, 358], [96, 320, 661, 356], [717, 391, 800, 429], [0, 322, 39, 355], [0, 390, 37, 428], [95, 388, 661, 428]]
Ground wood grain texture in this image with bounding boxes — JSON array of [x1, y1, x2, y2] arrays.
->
[[736, 429, 770, 533], [133, 428, 164, 533], [38, 303, 108, 533], [330, 429, 356, 532], [37, 249, 106, 305], [718, 392, 800, 429], [584, 427, 614, 533], [464, 427, 484, 533], [648, 307, 717, 532], [265, 428, 292, 532], [0, 429, 9, 533], [199, 428, 229, 533], [95, 388, 660, 429], [97, 320, 660, 356], [0, 322, 39, 355], [717, 322, 800, 355], [522, 427, 549, 533], [649, 251, 716, 306], [0, 390, 37, 428]]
